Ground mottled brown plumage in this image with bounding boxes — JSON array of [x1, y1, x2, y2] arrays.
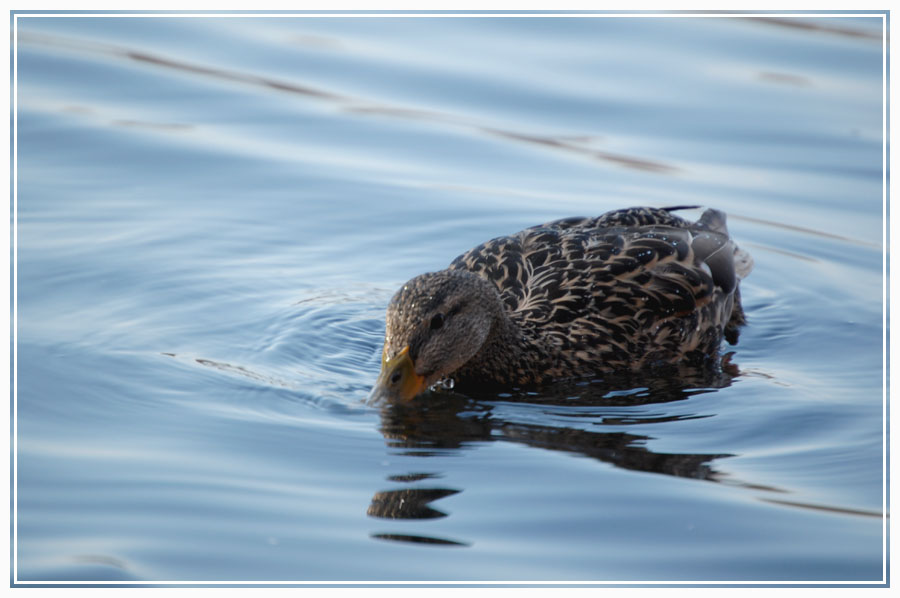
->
[[369, 206, 753, 402]]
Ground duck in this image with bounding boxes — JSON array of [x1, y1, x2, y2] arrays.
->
[[368, 206, 753, 403]]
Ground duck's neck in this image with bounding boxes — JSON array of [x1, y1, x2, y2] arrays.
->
[[457, 308, 555, 387]]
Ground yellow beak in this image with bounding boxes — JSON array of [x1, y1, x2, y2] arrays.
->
[[368, 346, 427, 403]]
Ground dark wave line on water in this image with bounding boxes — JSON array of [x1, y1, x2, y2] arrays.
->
[[481, 127, 678, 174], [756, 71, 812, 87], [16, 29, 677, 174], [743, 16, 884, 42], [759, 497, 886, 519], [161, 352, 301, 390], [730, 213, 882, 249], [741, 241, 819, 263]]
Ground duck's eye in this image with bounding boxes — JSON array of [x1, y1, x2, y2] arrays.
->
[[430, 313, 445, 330]]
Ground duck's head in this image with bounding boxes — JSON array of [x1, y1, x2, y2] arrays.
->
[[368, 270, 500, 403]]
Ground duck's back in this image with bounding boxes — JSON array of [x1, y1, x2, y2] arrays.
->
[[448, 206, 752, 374]]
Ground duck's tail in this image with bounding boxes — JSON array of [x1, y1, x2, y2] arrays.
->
[[662, 204, 703, 213], [694, 207, 754, 280]]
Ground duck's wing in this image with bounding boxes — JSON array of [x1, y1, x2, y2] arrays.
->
[[571, 225, 737, 324], [540, 206, 755, 286], [449, 222, 741, 356]]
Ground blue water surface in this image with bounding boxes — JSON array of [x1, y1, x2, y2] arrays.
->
[[13, 13, 886, 583]]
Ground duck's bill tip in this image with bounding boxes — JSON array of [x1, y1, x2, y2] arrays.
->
[[366, 346, 427, 404]]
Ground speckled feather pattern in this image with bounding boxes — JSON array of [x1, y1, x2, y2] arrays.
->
[[384, 206, 751, 390]]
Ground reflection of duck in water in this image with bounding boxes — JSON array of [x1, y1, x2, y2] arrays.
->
[[370, 206, 753, 402], [367, 385, 740, 548], [376, 380, 737, 484]]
